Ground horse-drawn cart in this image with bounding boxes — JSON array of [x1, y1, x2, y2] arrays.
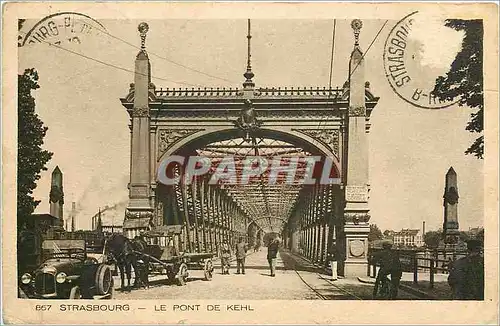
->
[[140, 225, 215, 286]]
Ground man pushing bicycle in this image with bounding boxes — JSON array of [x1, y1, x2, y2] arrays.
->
[[372, 241, 402, 300]]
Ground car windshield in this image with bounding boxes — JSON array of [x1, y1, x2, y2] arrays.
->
[[42, 239, 86, 258]]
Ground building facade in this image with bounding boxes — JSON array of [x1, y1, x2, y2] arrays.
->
[[393, 229, 423, 248]]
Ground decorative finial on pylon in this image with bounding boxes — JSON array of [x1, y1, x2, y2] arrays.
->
[[351, 19, 363, 46], [138, 22, 149, 51], [243, 19, 255, 89]]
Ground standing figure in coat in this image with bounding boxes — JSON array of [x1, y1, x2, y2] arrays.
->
[[448, 239, 484, 300], [235, 237, 248, 274], [267, 238, 280, 277], [220, 240, 232, 275]]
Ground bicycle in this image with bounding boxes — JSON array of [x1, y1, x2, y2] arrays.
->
[[373, 274, 394, 300]]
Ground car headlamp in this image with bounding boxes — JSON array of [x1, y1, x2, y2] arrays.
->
[[21, 273, 31, 284], [56, 272, 67, 283]]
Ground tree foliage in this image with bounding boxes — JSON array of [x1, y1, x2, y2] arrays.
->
[[18, 69, 53, 223], [476, 228, 484, 244], [368, 224, 384, 242], [423, 230, 443, 248], [18, 19, 26, 47], [383, 229, 394, 238], [433, 19, 483, 159], [18, 19, 25, 31], [458, 231, 470, 243]]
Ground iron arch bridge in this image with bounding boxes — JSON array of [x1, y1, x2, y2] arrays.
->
[[120, 20, 378, 277]]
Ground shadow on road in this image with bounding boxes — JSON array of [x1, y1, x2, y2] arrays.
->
[[259, 273, 274, 277], [241, 265, 286, 271]]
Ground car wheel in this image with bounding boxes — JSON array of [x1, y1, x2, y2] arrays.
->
[[109, 278, 114, 299], [95, 264, 113, 295], [103, 279, 114, 299], [69, 286, 82, 299], [18, 287, 29, 299]]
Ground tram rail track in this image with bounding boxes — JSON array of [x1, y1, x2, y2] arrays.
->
[[316, 272, 363, 300], [281, 250, 364, 300], [293, 269, 328, 300], [293, 269, 364, 300], [283, 250, 419, 300]]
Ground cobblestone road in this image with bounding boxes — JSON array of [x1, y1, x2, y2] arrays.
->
[[112, 249, 419, 300]]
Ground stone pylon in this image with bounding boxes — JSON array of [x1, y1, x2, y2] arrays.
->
[[49, 166, 64, 226], [123, 22, 154, 238], [342, 19, 371, 277], [443, 167, 459, 243]]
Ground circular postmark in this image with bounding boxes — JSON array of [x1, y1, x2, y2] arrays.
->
[[19, 12, 106, 47], [383, 11, 461, 109]]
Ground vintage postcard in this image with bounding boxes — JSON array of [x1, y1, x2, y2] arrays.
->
[[2, 2, 499, 324]]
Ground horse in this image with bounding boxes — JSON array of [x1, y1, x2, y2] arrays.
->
[[103, 234, 138, 291]]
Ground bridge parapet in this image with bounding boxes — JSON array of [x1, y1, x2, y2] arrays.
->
[[154, 86, 345, 100], [257, 87, 343, 98], [155, 87, 241, 98]]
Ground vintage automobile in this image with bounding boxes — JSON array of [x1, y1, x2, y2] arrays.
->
[[19, 239, 114, 299]]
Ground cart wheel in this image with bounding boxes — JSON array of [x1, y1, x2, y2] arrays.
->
[[204, 259, 214, 281], [69, 286, 82, 299], [176, 263, 189, 286]]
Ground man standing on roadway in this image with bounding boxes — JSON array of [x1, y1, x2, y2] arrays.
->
[[235, 237, 248, 274]]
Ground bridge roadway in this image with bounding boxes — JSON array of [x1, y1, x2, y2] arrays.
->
[[112, 249, 419, 300]]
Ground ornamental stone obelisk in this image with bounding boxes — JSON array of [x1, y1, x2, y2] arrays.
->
[[49, 166, 64, 226], [342, 19, 371, 277], [123, 22, 154, 237], [443, 167, 459, 243]]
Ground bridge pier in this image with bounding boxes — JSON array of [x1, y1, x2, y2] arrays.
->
[[342, 19, 370, 277], [123, 40, 155, 238]]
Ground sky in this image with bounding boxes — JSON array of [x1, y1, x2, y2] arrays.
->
[[18, 17, 483, 232]]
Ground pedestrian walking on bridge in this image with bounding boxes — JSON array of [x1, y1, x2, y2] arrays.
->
[[235, 237, 248, 274], [267, 238, 280, 277]]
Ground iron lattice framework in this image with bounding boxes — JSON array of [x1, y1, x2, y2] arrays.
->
[[196, 136, 314, 233]]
